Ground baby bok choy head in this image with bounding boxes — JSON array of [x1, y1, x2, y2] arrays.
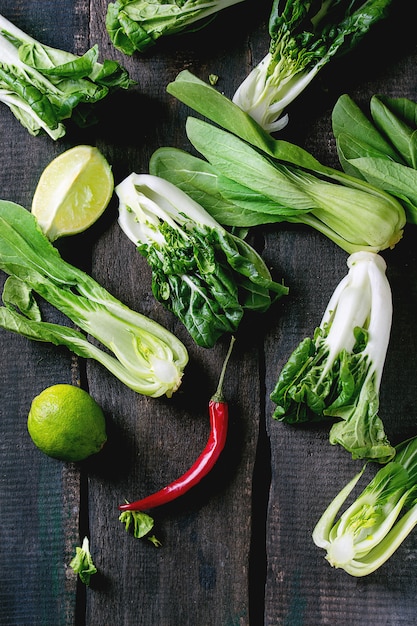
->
[[0, 201, 188, 398], [0, 13, 133, 139], [270, 251, 395, 463], [116, 173, 288, 348], [232, 0, 393, 134], [106, 0, 246, 55], [313, 436, 417, 576]]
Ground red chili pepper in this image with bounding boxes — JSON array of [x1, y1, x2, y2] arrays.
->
[[118, 336, 235, 513]]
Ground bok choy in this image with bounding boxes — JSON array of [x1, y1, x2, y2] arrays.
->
[[232, 0, 393, 133], [151, 71, 405, 254], [332, 93, 417, 224], [0, 13, 134, 139], [116, 173, 287, 348], [313, 436, 417, 576], [106, 0, 245, 55], [270, 251, 395, 463], [0, 201, 188, 398]]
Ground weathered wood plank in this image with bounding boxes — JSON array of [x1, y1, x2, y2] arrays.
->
[[82, 3, 269, 624], [2, 1, 417, 625], [0, 2, 86, 624], [264, 5, 417, 623]]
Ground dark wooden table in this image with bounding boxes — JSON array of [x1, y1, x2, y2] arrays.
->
[[1, 2, 417, 625]]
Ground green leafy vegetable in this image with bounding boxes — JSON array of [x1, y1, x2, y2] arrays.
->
[[166, 70, 327, 169], [332, 93, 417, 224], [153, 72, 406, 253], [69, 536, 97, 586], [0, 13, 134, 139], [232, 0, 393, 133], [270, 251, 395, 463], [0, 201, 188, 398], [116, 173, 287, 348], [106, 0, 245, 55], [313, 436, 417, 576], [119, 507, 161, 546]]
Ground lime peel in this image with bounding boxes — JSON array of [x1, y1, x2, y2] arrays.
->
[[27, 384, 107, 462]]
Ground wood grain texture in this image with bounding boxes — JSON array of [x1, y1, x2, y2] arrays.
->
[[0, 3, 82, 625], [263, 7, 417, 622], [0, 1, 416, 625]]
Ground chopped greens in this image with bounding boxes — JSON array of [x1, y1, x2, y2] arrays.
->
[[119, 507, 161, 546], [69, 537, 97, 586]]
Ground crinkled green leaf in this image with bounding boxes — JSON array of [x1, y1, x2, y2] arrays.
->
[[106, 0, 245, 54], [0, 13, 133, 138], [119, 508, 161, 546], [328, 374, 394, 463], [139, 224, 243, 348], [2, 276, 41, 321], [270, 337, 327, 423], [116, 173, 286, 348], [271, 251, 394, 463]]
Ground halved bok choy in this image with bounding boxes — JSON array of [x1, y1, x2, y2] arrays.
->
[[313, 435, 417, 576], [116, 173, 288, 348], [0, 201, 188, 398]]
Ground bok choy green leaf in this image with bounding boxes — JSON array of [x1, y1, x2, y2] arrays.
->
[[106, 0, 245, 55], [313, 436, 417, 576], [116, 173, 287, 348], [0, 201, 188, 398], [270, 251, 395, 463], [0, 13, 134, 139], [151, 72, 405, 254], [69, 537, 97, 586], [232, 0, 393, 133], [332, 93, 417, 224]]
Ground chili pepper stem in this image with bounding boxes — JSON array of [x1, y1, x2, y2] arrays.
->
[[211, 335, 235, 403]]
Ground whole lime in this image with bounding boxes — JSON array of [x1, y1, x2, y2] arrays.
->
[[27, 384, 107, 462]]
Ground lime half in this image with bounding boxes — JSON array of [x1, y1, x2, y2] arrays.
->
[[31, 145, 114, 241], [27, 384, 107, 462]]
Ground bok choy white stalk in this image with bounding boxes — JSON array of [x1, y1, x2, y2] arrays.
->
[[232, 0, 393, 134], [313, 436, 417, 576], [116, 173, 287, 348], [106, 0, 245, 55], [0, 13, 133, 139], [270, 251, 395, 463], [0, 201, 188, 398]]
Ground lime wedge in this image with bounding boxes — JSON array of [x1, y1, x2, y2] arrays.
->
[[31, 145, 114, 241]]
